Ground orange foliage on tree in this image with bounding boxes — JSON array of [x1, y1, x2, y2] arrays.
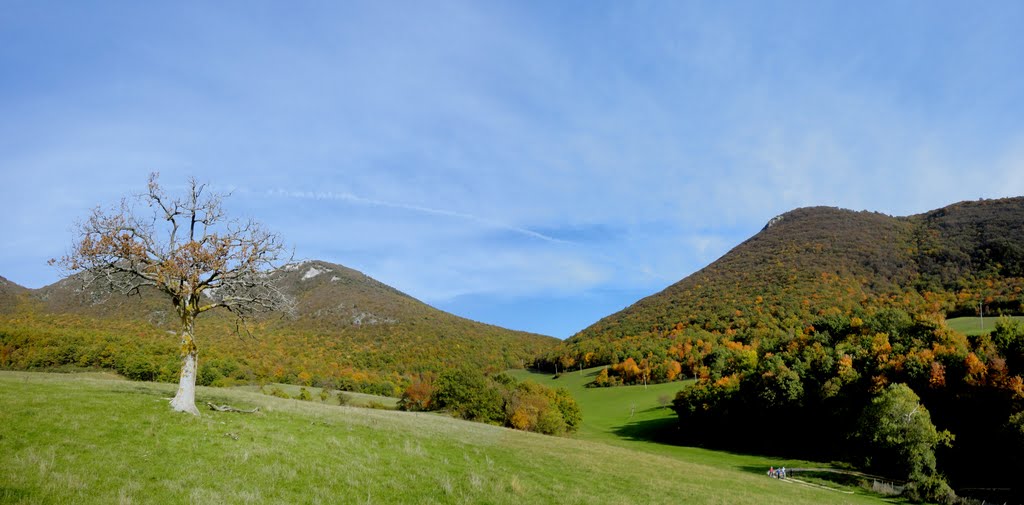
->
[[399, 374, 435, 411], [837, 354, 857, 381], [713, 373, 740, 389], [928, 361, 946, 388], [612, 357, 641, 383], [664, 360, 682, 381], [1007, 376, 1024, 399], [964, 352, 988, 386]]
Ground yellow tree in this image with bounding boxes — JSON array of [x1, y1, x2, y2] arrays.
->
[[52, 173, 293, 415]]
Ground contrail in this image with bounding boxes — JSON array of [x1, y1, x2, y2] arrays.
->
[[268, 189, 571, 245]]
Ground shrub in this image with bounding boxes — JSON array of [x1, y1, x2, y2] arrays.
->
[[197, 362, 223, 387], [337, 392, 352, 406], [552, 387, 582, 433], [118, 354, 156, 381], [905, 475, 956, 504], [589, 367, 619, 387], [429, 369, 583, 435], [536, 407, 567, 435], [505, 386, 551, 432], [399, 378, 434, 411], [432, 368, 504, 423]]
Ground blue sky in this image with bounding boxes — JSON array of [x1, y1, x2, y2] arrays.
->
[[2, 1, 1023, 338]]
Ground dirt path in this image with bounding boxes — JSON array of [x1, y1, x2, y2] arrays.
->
[[778, 476, 855, 494], [769, 467, 904, 495]]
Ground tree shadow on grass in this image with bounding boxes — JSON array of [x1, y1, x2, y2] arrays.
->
[[610, 412, 682, 445], [613, 414, 837, 476]]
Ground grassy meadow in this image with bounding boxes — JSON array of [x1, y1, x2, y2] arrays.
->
[[946, 315, 1023, 336], [0, 371, 895, 504], [506, 367, 866, 474], [506, 366, 684, 442]]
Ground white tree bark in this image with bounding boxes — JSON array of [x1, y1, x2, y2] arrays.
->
[[170, 319, 200, 416], [170, 348, 199, 415]]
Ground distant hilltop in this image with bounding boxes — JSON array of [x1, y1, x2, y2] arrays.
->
[[546, 196, 1024, 364]]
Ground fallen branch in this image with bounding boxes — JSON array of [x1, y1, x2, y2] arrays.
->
[[205, 402, 260, 414]]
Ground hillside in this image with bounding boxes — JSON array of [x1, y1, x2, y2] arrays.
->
[[550, 197, 1024, 365], [0, 260, 558, 394], [0, 371, 890, 505]]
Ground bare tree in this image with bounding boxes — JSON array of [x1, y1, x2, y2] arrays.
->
[[51, 173, 293, 415]]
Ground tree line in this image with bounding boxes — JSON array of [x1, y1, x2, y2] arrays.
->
[[398, 368, 582, 436]]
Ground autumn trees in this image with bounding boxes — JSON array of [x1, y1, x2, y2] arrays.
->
[[403, 368, 581, 436], [664, 310, 1024, 502], [52, 174, 293, 415]]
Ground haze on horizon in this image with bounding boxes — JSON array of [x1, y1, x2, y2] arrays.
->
[[2, 1, 1023, 338]]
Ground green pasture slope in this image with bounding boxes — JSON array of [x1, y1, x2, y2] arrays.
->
[[947, 315, 1024, 336], [507, 367, 890, 492], [506, 366, 685, 443], [0, 372, 889, 504]]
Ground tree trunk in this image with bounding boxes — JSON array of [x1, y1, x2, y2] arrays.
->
[[170, 314, 200, 416]]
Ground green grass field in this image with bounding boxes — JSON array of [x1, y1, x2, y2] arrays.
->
[[946, 315, 1023, 336], [506, 366, 684, 442], [506, 367, 862, 474], [0, 371, 895, 504]]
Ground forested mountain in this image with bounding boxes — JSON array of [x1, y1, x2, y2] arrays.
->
[[543, 197, 1024, 368], [536, 197, 1024, 502], [0, 260, 558, 395]]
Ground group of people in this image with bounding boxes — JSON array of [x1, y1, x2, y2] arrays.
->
[[767, 466, 787, 479]]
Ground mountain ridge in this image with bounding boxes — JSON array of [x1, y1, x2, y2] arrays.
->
[[0, 259, 558, 393]]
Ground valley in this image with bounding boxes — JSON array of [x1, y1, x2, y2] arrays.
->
[[3, 197, 1023, 504]]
